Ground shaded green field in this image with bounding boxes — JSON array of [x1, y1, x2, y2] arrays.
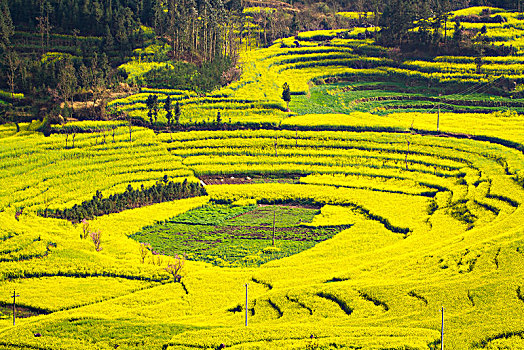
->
[[292, 82, 524, 116], [131, 204, 349, 267]]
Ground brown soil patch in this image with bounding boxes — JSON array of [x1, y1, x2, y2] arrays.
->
[[0, 303, 49, 319], [200, 175, 254, 185], [200, 175, 301, 185]]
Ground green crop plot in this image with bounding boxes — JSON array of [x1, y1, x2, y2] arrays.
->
[[131, 205, 349, 267]]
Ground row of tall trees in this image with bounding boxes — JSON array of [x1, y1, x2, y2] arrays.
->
[[152, 0, 243, 62], [378, 0, 456, 48], [39, 178, 207, 222], [9, 0, 141, 38], [8, 0, 245, 62]]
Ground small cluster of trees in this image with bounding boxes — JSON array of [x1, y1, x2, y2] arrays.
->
[[139, 242, 185, 281], [146, 94, 159, 124], [80, 219, 103, 251], [146, 94, 181, 126], [165, 255, 185, 282], [39, 178, 207, 222]]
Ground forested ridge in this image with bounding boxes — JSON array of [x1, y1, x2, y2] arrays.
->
[[0, 0, 521, 130]]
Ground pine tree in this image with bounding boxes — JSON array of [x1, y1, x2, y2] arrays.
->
[[146, 94, 158, 125], [165, 95, 172, 125], [57, 59, 78, 115], [174, 101, 181, 124], [282, 82, 291, 111], [0, 0, 14, 52]]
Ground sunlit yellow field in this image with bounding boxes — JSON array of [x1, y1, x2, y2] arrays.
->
[[2, 6, 524, 349]]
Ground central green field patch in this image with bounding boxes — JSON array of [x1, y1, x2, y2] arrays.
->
[[131, 204, 350, 267]]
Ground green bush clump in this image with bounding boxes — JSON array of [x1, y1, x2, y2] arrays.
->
[[141, 57, 235, 93]]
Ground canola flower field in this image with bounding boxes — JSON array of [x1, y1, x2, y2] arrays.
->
[[1, 6, 524, 350]]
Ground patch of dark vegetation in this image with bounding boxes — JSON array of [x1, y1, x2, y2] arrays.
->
[[339, 203, 411, 236], [473, 179, 486, 187], [140, 57, 235, 93], [1, 271, 168, 282], [324, 277, 350, 283], [515, 173, 524, 189], [227, 304, 242, 313], [251, 277, 273, 290], [486, 194, 519, 208], [449, 201, 477, 225], [285, 295, 313, 315], [0, 302, 50, 319], [467, 291, 475, 307], [517, 287, 524, 303], [255, 198, 323, 208], [267, 298, 283, 318], [426, 200, 438, 215], [358, 291, 389, 311], [38, 178, 207, 223], [457, 249, 480, 273], [316, 292, 353, 316], [428, 338, 442, 350], [180, 281, 189, 295], [407, 291, 428, 306], [474, 200, 501, 215], [0, 251, 49, 262], [494, 248, 501, 269], [163, 204, 256, 226], [456, 178, 468, 186], [472, 330, 524, 348], [0, 232, 16, 241]]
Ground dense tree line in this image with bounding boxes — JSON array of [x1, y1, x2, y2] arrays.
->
[[376, 0, 522, 53], [39, 178, 207, 222], [2, 0, 522, 127], [7, 0, 244, 62], [9, 0, 142, 39]]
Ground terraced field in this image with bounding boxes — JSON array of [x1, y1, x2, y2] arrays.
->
[[1, 5, 524, 350], [111, 7, 524, 130]]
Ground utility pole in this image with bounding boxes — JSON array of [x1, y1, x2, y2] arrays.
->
[[245, 284, 249, 327], [437, 94, 441, 132], [272, 210, 276, 246], [274, 132, 278, 157], [12, 290, 19, 326], [441, 306, 444, 350], [404, 136, 411, 170]]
